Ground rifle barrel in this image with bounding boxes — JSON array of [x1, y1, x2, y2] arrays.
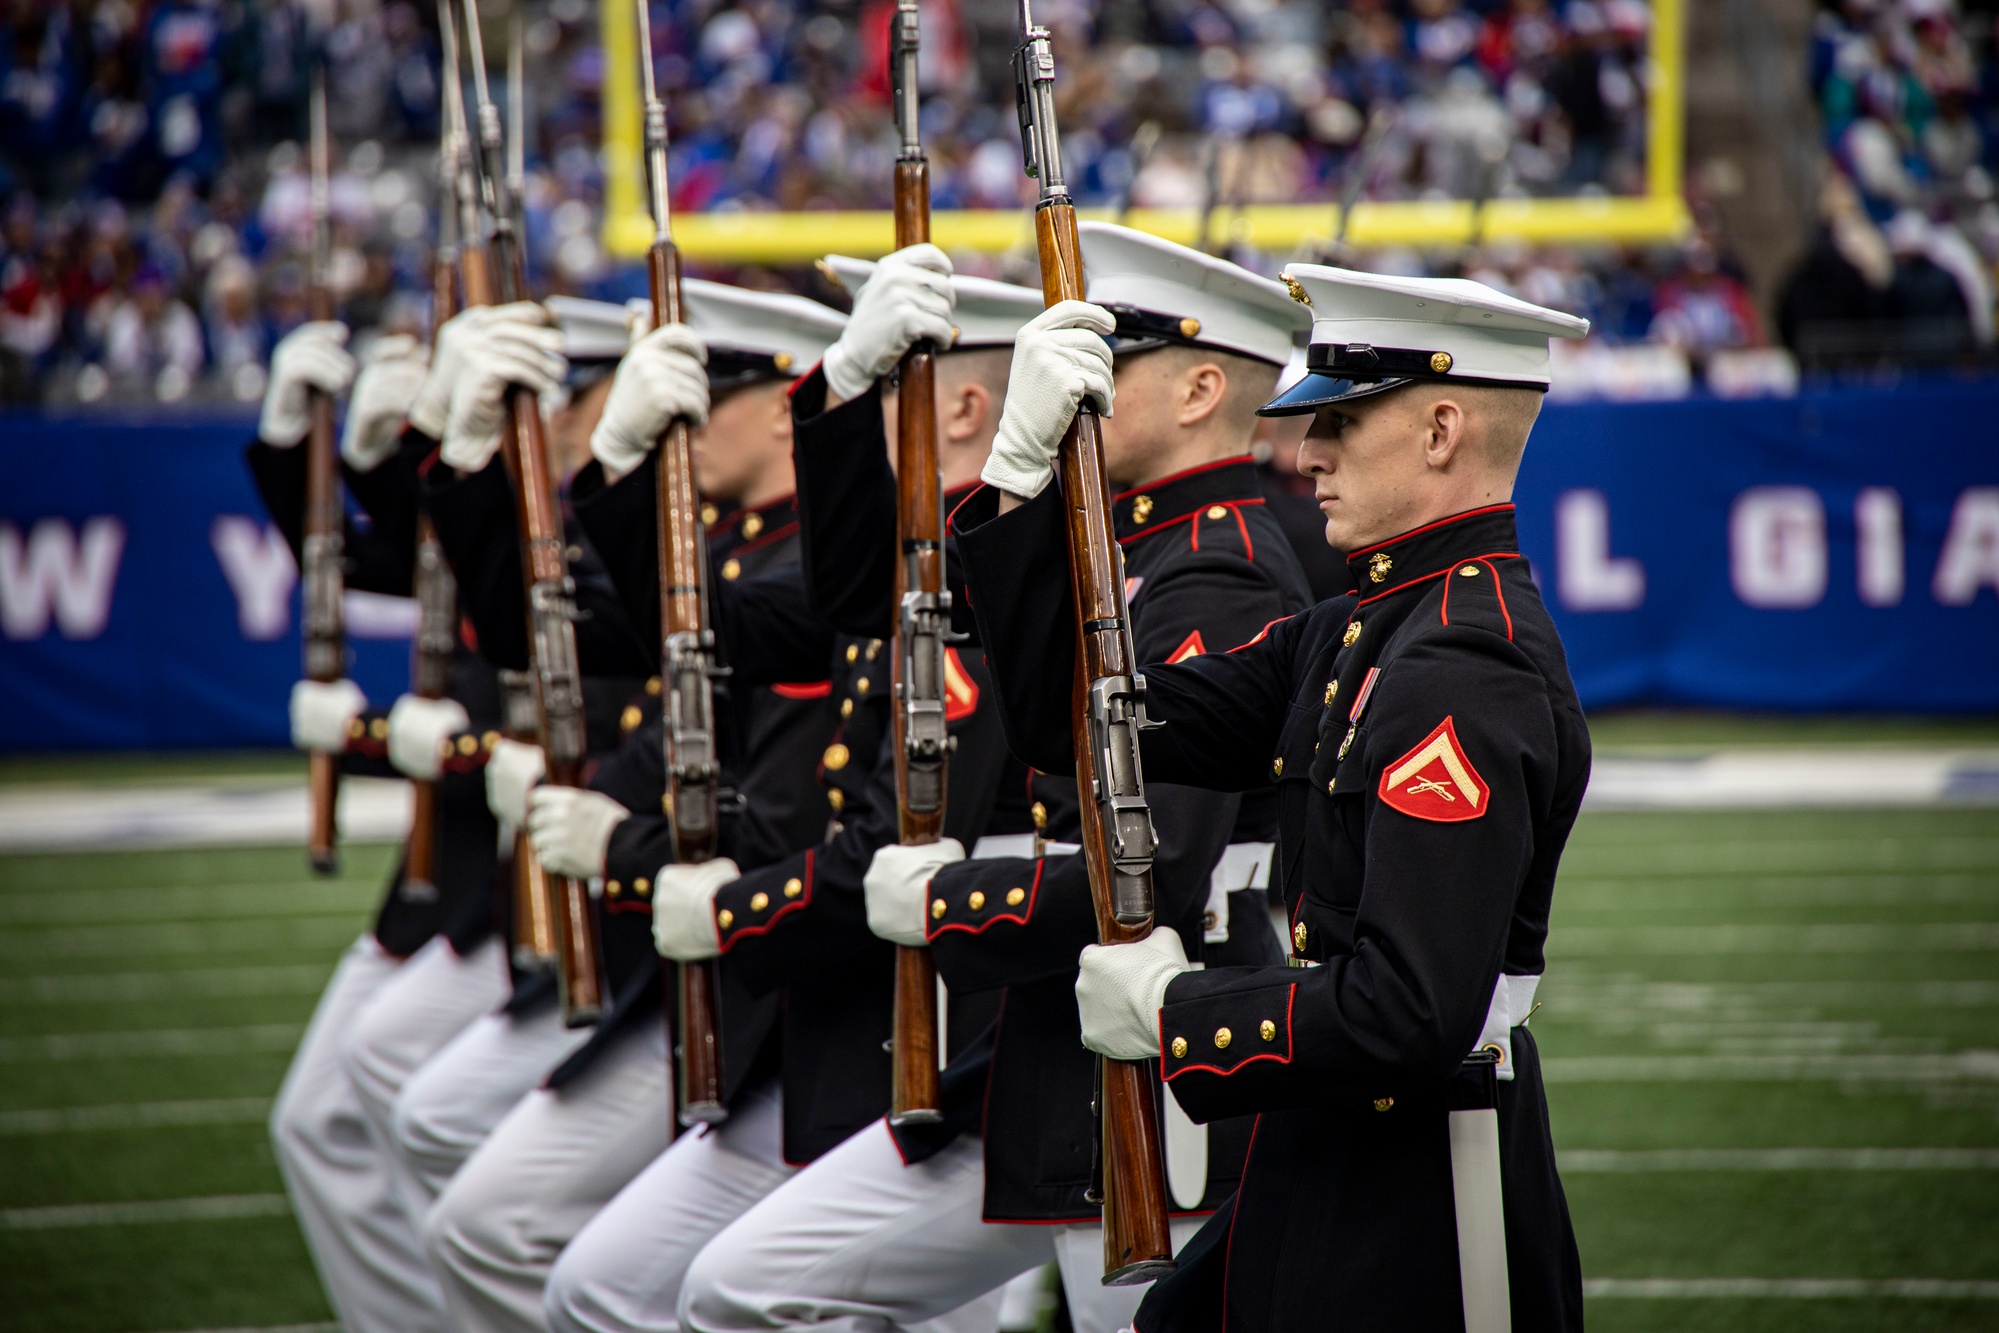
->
[[302, 68, 344, 876]]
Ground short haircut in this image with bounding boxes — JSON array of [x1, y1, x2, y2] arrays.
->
[[1145, 344, 1282, 430], [1447, 383, 1543, 474], [937, 345, 1011, 399]]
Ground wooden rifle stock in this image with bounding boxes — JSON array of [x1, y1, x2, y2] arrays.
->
[[634, 0, 727, 1127], [302, 70, 344, 877], [887, 0, 944, 1126], [1013, 4, 1174, 1284]]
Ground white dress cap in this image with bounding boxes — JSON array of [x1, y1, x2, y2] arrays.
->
[[820, 254, 1044, 350], [1261, 263, 1589, 415], [1077, 221, 1308, 367], [546, 295, 635, 365], [628, 280, 848, 387]]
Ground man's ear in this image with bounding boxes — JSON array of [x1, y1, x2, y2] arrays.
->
[[1176, 361, 1227, 427], [1424, 397, 1466, 471], [944, 380, 992, 443], [769, 382, 796, 444]]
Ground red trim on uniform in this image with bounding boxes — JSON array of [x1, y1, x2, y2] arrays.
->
[[1221, 1115, 1261, 1333], [1354, 552, 1524, 609], [785, 363, 823, 399], [1440, 562, 1453, 626], [771, 680, 833, 699], [929, 857, 1041, 939], [1345, 503, 1516, 558], [945, 483, 991, 536], [1232, 506, 1254, 561], [883, 1116, 915, 1167], [1483, 559, 1514, 640], [1112, 457, 1250, 501], [1166, 630, 1206, 664], [717, 849, 814, 951], [1348, 666, 1380, 723], [1117, 497, 1266, 548], [415, 444, 443, 478], [1228, 614, 1294, 652], [1162, 982, 1296, 1081], [737, 519, 801, 555], [604, 899, 654, 915]]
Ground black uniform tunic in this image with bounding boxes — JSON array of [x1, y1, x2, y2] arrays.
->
[[245, 430, 503, 959], [957, 501, 1588, 1333]]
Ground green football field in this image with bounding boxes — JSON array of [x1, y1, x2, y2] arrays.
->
[[1, 738, 1996, 1331]]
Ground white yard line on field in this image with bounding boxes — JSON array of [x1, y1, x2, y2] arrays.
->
[[1562, 1148, 1999, 1171], [0, 1098, 274, 1135], [0, 964, 332, 1005], [1541, 1051, 1999, 1083], [0, 1193, 291, 1230], [0, 777, 409, 852], [0, 1023, 304, 1062], [1584, 1278, 1999, 1299], [1583, 750, 1999, 809]]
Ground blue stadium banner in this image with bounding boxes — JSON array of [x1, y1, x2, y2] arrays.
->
[[2, 386, 1998, 752]]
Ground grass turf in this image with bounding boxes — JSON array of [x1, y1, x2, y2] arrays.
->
[[0, 809, 1996, 1331]]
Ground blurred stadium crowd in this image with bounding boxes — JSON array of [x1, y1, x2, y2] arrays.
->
[[0, 0, 1994, 407]]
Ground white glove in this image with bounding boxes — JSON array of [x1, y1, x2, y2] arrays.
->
[[289, 678, 367, 753], [1076, 926, 1192, 1061], [439, 304, 568, 473], [864, 838, 966, 947], [589, 323, 709, 482], [653, 858, 740, 961], [983, 301, 1116, 500], [260, 321, 355, 447], [410, 302, 541, 438], [485, 737, 545, 826], [341, 334, 430, 471], [386, 694, 470, 780], [526, 785, 631, 879], [822, 244, 956, 400]]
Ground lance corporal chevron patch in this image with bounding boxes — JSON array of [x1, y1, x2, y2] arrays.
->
[[1378, 716, 1489, 822]]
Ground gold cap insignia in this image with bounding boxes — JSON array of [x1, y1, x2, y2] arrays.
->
[[773, 352, 794, 372], [1368, 552, 1393, 583], [1281, 273, 1311, 306], [1178, 317, 1202, 339], [813, 258, 844, 290], [1342, 621, 1362, 647], [1131, 495, 1153, 525], [1430, 351, 1453, 374]]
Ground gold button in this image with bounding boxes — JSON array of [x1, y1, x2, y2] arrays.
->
[[855, 677, 870, 695], [565, 545, 583, 562], [606, 880, 621, 895], [718, 909, 734, 929], [1327, 778, 1337, 794], [662, 793, 673, 815], [699, 502, 719, 526], [1460, 565, 1480, 577], [1324, 681, 1337, 706], [741, 512, 763, 539], [931, 898, 947, 919], [823, 743, 850, 771], [968, 891, 986, 911], [827, 787, 845, 812], [1430, 351, 1453, 374], [1271, 757, 1284, 777], [1343, 621, 1361, 647], [846, 643, 860, 663], [840, 698, 853, 718], [369, 718, 389, 739], [439, 738, 455, 758], [1368, 552, 1393, 583], [721, 558, 741, 581], [621, 705, 641, 731], [784, 877, 802, 899], [458, 734, 479, 755], [750, 892, 769, 912], [1373, 1096, 1395, 1112], [1170, 1036, 1189, 1058], [1179, 316, 1202, 338], [1031, 801, 1047, 830], [1131, 495, 1153, 525], [1293, 920, 1307, 952], [482, 730, 501, 750], [866, 639, 882, 660], [635, 877, 651, 895], [1213, 1027, 1232, 1050], [773, 352, 793, 372], [1206, 504, 1227, 520], [1260, 1019, 1276, 1041], [1006, 887, 1025, 906], [646, 676, 663, 694]]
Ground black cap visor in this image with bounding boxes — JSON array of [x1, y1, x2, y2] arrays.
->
[[1256, 371, 1411, 417]]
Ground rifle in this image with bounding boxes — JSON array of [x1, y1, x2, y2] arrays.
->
[[887, 0, 946, 1127], [441, 0, 558, 973], [1012, 0, 1174, 1285], [633, 0, 727, 1128], [459, 0, 604, 1025], [301, 68, 345, 877]]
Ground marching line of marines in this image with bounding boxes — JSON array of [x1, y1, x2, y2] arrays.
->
[[257, 211, 1593, 1332]]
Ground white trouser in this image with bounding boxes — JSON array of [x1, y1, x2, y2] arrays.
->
[[681, 1120, 1201, 1333], [347, 935, 510, 1226], [269, 934, 448, 1333], [391, 999, 583, 1209], [425, 1018, 675, 1333]]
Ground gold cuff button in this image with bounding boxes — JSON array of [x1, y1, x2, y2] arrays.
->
[[438, 738, 455, 758], [460, 733, 480, 754], [720, 558, 741, 581], [968, 891, 986, 911], [1170, 1036, 1189, 1058], [931, 898, 947, 919], [784, 877, 803, 899], [635, 878, 651, 895], [1259, 1020, 1277, 1041], [645, 676, 662, 695], [482, 730, 501, 750], [1214, 1027, 1232, 1050], [1006, 887, 1025, 906], [718, 909, 734, 929], [749, 892, 769, 912], [606, 881, 620, 896], [370, 718, 389, 739]]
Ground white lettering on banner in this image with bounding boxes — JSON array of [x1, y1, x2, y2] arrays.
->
[[1555, 489, 1645, 611], [210, 516, 296, 640], [344, 590, 418, 639], [1855, 488, 1904, 608], [1933, 488, 1999, 606], [0, 519, 124, 640], [1731, 487, 1827, 609]]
